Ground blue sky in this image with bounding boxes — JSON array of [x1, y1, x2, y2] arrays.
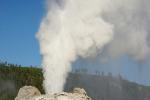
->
[[0, 0, 150, 86], [0, 0, 45, 66]]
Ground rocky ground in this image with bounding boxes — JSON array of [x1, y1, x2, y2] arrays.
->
[[15, 86, 91, 100]]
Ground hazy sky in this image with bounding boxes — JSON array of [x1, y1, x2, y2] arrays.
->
[[0, 0, 150, 86]]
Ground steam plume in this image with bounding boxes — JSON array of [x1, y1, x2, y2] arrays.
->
[[102, 0, 150, 61], [37, 0, 150, 93]]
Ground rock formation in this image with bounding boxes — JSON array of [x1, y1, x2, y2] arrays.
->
[[15, 86, 91, 100]]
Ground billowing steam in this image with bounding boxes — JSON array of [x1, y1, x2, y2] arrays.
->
[[101, 0, 150, 61], [37, 0, 150, 93]]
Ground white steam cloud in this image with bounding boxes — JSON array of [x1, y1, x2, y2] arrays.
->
[[37, 0, 150, 93], [101, 0, 150, 61]]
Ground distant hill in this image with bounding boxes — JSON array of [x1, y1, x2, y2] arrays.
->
[[0, 61, 150, 100], [65, 73, 150, 100]]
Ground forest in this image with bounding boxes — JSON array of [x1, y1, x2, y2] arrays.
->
[[0, 61, 150, 100]]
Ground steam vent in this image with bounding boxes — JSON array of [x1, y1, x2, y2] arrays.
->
[[15, 86, 91, 100]]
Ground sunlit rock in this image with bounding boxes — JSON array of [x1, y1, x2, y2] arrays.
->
[[15, 86, 91, 100]]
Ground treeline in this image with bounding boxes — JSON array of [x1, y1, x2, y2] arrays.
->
[[0, 61, 44, 100], [65, 73, 150, 100], [0, 61, 150, 100]]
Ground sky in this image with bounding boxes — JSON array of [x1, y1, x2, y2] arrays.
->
[[0, 0, 150, 86], [0, 0, 45, 66]]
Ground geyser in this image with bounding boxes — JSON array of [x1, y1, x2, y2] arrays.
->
[[37, 0, 150, 93]]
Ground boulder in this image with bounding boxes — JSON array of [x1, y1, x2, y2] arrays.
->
[[15, 86, 41, 100]]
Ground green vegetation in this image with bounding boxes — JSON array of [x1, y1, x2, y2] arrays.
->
[[65, 73, 150, 100], [0, 61, 150, 100], [0, 61, 44, 100]]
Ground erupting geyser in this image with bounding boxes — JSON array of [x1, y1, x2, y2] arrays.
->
[[36, 0, 113, 93], [37, 0, 150, 93]]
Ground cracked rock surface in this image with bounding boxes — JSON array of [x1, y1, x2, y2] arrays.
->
[[15, 86, 91, 100]]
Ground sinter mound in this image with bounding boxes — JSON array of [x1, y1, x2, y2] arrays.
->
[[15, 86, 91, 100]]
